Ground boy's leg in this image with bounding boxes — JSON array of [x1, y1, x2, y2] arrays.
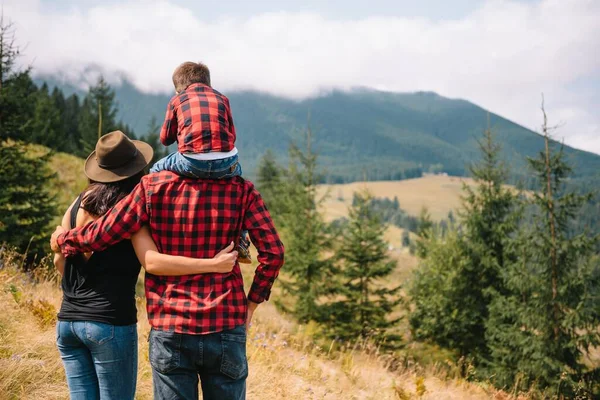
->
[[149, 152, 179, 174], [150, 152, 206, 178], [202, 155, 242, 179]]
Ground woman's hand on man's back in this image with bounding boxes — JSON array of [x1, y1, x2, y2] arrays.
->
[[211, 242, 238, 273]]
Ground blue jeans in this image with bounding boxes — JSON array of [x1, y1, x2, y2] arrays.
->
[[56, 321, 138, 400], [150, 152, 242, 179], [150, 325, 247, 400]]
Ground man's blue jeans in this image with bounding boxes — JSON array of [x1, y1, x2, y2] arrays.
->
[[149, 325, 247, 400], [150, 152, 242, 179], [56, 321, 138, 400]]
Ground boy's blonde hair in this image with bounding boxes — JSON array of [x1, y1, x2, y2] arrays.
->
[[172, 62, 211, 93]]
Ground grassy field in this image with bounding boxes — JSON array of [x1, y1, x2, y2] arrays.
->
[[0, 149, 555, 398], [318, 175, 474, 222], [0, 249, 519, 400], [24, 143, 88, 227]]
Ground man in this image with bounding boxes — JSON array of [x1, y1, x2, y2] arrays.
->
[[51, 169, 284, 400]]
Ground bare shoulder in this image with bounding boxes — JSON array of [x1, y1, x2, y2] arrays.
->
[[75, 192, 96, 227]]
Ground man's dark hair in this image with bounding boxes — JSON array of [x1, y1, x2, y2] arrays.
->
[[82, 171, 145, 217], [172, 62, 211, 93]]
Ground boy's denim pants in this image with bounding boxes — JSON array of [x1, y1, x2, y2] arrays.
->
[[150, 152, 242, 179], [150, 325, 247, 400], [56, 321, 138, 400]]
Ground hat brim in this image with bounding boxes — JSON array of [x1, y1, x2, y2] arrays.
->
[[84, 140, 154, 183]]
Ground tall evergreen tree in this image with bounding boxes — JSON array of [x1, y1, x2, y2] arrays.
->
[[145, 116, 168, 165], [411, 208, 433, 258], [31, 83, 64, 149], [276, 127, 335, 323], [78, 76, 119, 155], [321, 191, 402, 344], [0, 14, 37, 141], [455, 126, 518, 357], [485, 105, 600, 396], [62, 93, 82, 154], [256, 149, 286, 218], [409, 224, 474, 352], [0, 141, 56, 257], [409, 125, 517, 360]]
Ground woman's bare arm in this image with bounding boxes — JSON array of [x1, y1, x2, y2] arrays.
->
[[53, 199, 76, 275], [131, 226, 238, 276]]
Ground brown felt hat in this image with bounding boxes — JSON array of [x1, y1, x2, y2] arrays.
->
[[84, 130, 154, 183]]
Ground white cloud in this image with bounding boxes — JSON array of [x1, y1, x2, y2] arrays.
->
[[4, 0, 600, 154]]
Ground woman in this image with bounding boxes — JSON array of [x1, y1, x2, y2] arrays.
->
[[52, 131, 237, 400]]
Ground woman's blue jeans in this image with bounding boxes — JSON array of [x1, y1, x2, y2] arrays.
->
[[56, 321, 138, 400]]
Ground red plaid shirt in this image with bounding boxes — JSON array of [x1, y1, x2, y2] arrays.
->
[[160, 83, 236, 154], [57, 172, 284, 334]]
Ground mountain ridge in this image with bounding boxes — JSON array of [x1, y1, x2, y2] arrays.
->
[[35, 74, 600, 183]]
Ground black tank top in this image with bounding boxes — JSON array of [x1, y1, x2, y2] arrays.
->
[[57, 194, 141, 326]]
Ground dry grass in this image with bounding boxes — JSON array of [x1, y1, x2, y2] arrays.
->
[[0, 255, 518, 400], [318, 175, 475, 222], [0, 150, 536, 398], [47, 152, 88, 215], [24, 143, 87, 227]]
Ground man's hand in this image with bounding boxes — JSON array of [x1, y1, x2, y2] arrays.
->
[[246, 301, 259, 331], [50, 226, 66, 252]]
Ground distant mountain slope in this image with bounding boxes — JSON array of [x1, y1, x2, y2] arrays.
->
[[37, 76, 600, 183]]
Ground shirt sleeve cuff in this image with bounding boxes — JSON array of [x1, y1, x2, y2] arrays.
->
[[57, 233, 77, 257], [247, 290, 270, 304]]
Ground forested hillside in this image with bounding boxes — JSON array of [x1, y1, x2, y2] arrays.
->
[[37, 75, 600, 184]]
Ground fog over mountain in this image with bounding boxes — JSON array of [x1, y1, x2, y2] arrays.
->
[[39, 73, 600, 184], [5, 0, 600, 154]]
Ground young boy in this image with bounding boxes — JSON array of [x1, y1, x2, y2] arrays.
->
[[150, 61, 251, 263]]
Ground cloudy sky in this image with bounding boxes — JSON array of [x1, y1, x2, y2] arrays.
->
[[4, 0, 600, 154]]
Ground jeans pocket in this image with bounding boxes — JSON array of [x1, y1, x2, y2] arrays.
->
[[220, 327, 248, 380], [85, 321, 114, 345], [56, 322, 62, 344], [149, 329, 182, 374]]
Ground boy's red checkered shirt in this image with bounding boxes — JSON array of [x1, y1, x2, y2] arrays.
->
[[160, 83, 236, 154], [56, 172, 284, 335]]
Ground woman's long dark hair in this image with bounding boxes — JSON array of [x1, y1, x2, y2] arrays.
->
[[82, 171, 145, 217]]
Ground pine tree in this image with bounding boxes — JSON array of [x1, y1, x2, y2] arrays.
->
[[256, 149, 285, 218], [321, 191, 402, 344], [276, 126, 335, 323], [0, 14, 37, 141], [411, 208, 433, 257], [401, 230, 410, 248], [485, 104, 600, 396], [78, 76, 119, 155], [49, 86, 84, 154], [0, 141, 56, 257], [62, 93, 82, 154], [409, 125, 518, 360], [31, 83, 64, 149], [456, 125, 518, 358], [145, 116, 168, 165], [409, 225, 474, 352]]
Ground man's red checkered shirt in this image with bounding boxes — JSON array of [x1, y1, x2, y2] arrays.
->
[[57, 172, 284, 335], [160, 83, 236, 154]]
